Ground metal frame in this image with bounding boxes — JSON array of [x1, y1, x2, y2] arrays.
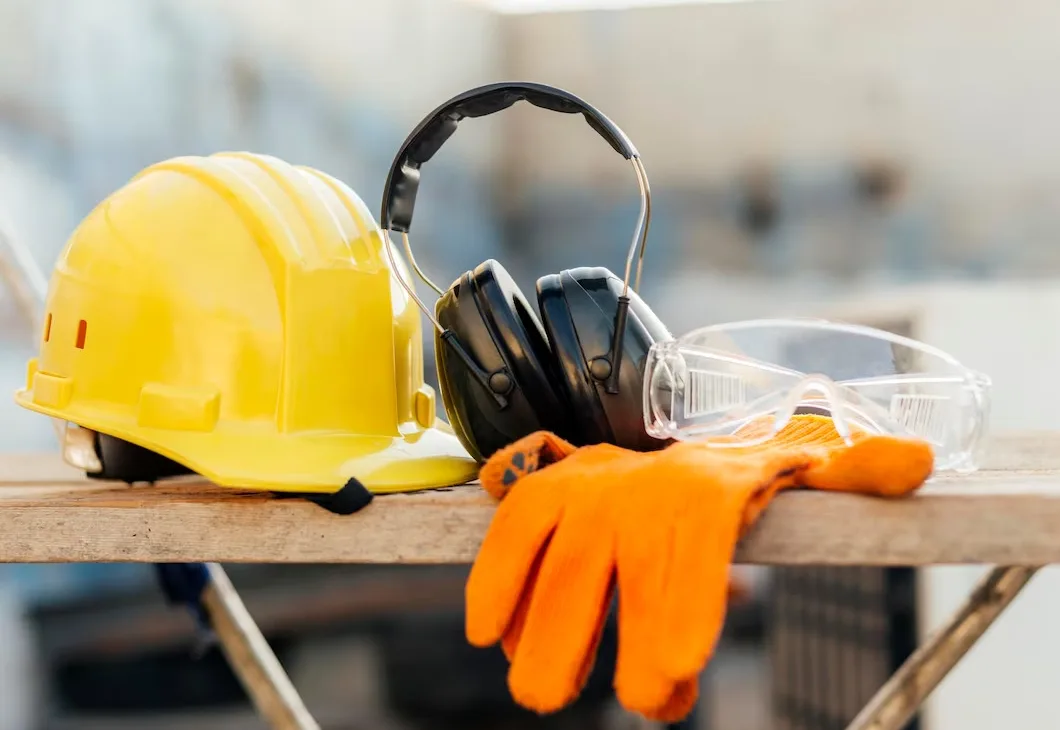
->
[[843, 565, 1038, 730]]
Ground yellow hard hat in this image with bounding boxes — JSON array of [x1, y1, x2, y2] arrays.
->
[[15, 152, 479, 497]]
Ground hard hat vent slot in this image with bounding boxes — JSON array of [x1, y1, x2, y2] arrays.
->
[[75, 319, 87, 349], [44, 313, 52, 343]]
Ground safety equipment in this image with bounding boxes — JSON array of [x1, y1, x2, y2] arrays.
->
[[379, 82, 672, 463], [644, 318, 991, 472], [466, 416, 934, 722], [15, 151, 479, 500]]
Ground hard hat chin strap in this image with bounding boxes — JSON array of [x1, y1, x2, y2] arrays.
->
[[272, 477, 374, 516]]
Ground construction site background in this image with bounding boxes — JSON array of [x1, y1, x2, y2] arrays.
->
[[0, 0, 1055, 728]]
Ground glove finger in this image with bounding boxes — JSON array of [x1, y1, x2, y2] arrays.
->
[[612, 484, 680, 712], [466, 477, 564, 647], [644, 678, 700, 724], [573, 576, 616, 692], [803, 435, 934, 497], [478, 431, 577, 500], [501, 552, 617, 693], [474, 445, 635, 653], [507, 509, 615, 714], [658, 467, 805, 679], [500, 535, 546, 661], [655, 478, 758, 680]]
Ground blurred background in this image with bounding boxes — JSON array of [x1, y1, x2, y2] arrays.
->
[[2, 0, 1060, 727]]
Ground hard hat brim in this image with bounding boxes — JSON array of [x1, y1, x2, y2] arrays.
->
[[16, 391, 481, 494]]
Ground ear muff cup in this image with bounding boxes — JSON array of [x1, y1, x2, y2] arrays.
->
[[538, 266, 671, 451], [435, 259, 575, 462], [536, 269, 611, 445]]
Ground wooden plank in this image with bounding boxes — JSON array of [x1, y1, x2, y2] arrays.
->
[[0, 432, 1058, 566]]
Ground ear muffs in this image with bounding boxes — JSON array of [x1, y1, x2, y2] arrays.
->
[[379, 82, 670, 462], [538, 266, 670, 452], [434, 259, 574, 462]]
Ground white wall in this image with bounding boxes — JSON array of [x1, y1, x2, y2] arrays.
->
[[199, 0, 506, 171], [500, 0, 1060, 277], [502, 0, 1060, 188]]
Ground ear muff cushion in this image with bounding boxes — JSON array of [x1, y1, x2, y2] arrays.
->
[[471, 261, 572, 428], [538, 266, 671, 451], [435, 259, 574, 461]]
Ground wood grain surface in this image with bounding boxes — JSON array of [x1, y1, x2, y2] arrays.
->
[[0, 431, 1058, 565]]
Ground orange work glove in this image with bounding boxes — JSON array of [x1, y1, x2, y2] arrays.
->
[[465, 415, 934, 722]]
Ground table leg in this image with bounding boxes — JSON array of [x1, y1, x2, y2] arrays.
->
[[201, 563, 321, 730], [844, 565, 1039, 730]]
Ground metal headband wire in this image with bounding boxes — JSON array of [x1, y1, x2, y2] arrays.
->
[[383, 229, 445, 334], [627, 156, 651, 297]]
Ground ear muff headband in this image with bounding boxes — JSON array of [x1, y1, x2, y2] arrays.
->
[[379, 81, 653, 403], [381, 81, 639, 232]]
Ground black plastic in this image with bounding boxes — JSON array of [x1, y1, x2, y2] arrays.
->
[[380, 81, 639, 232], [298, 477, 374, 516], [88, 432, 193, 483], [538, 267, 670, 452], [435, 259, 574, 462], [604, 295, 631, 394], [440, 330, 509, 409]]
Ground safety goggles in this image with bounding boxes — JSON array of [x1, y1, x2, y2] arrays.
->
[[643, 318, 991, 472]]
